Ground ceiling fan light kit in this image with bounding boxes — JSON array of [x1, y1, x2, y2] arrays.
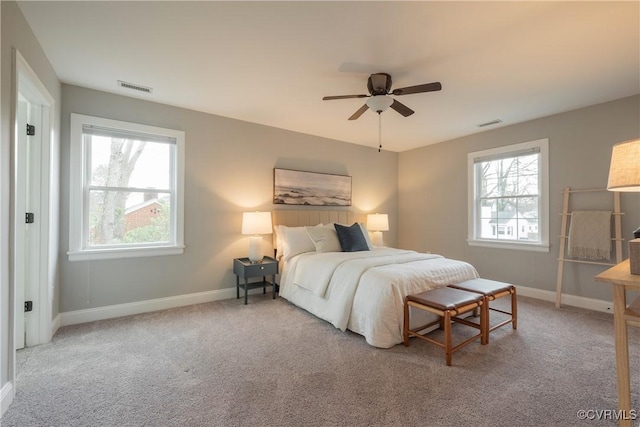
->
[[366, 96, 393, 113]]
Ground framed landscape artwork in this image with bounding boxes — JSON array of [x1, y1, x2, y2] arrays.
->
[[273, 168, 352, 206]]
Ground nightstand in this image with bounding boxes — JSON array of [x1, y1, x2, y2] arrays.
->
[[233, 256, 278, 305]]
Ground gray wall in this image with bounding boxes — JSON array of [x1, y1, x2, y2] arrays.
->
[[398, 95, 640, 301], [1, 0, 61, 404], [60, 84, 399, 312]]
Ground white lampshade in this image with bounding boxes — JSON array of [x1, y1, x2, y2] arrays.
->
[[241, 211, 272, 263], [607, 139, 640, 192], [366, 96, 393, 113], [367, 213, 389, 232], [241, 212, 273, 235]]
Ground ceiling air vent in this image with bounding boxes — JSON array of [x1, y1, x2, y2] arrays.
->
[[117, 80, 153, 94], [477, 119, 503, 128]]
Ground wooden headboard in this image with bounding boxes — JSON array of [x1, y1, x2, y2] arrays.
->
[[273, 209, 356, 227], [272, 209, 364, 245]]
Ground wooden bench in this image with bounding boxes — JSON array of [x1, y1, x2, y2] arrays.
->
[[403, 287, 487, 366], [448, 278, 517, 344]]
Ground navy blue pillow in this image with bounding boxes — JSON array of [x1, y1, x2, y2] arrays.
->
[[334, 223, 370, 252]]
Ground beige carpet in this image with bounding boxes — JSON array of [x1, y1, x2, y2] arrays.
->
[[2, 294, 639, 427]]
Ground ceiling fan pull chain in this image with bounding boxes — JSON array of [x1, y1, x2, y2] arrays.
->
[[378, 112, 382, 152]]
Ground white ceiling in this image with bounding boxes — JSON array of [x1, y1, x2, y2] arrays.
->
[[18, 1, 640, 152]]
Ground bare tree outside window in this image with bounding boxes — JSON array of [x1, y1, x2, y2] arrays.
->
[[90, 138, 146, 244]]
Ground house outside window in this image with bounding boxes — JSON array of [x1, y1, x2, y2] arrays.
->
[[68, 114, 185, 261], [467, 138, 549, 252]]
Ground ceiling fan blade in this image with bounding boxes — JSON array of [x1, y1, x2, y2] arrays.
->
[[323, 94, 368, 101], [392, 82, 442, 96], [390, 99, 414, 117], [348, 104, 369, 120]]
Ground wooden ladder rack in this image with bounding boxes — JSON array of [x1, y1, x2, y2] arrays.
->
[[555, 187, 623, 308]]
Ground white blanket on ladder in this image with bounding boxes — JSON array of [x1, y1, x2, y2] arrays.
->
[[568, 211, 612, 260]]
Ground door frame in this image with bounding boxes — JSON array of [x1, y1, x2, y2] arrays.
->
[[14, 97, 28, 350], [10, 49, 55, 354]]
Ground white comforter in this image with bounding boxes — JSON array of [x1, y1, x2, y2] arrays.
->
[[279, 247, 479, 348]]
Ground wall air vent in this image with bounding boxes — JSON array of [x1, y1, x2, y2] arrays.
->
[[477, 119, 503, 128], [117, 80, 153, 94]]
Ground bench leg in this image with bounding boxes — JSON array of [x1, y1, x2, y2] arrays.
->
[[511, 288, 518, 330], [481, 297, 489, 345], [403, 299, 410, 346], [444, 310, 452, 366], [481, 299, 489, 345]]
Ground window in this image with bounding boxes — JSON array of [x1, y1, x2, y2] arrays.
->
[[467, 138, 549, 252], [69, 114, 185, 261]]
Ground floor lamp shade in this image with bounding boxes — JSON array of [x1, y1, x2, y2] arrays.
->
[[241, 212, 273, 263], [607, 139, 640, 192], [367, 213, 389, 246]]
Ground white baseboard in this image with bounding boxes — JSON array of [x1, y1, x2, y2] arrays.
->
[[51, 313, 61, 338], [57, 283, 612, 329], [1, 381, 14, 418], [59, 287, 248, 327], [516, 285, 613, 314]]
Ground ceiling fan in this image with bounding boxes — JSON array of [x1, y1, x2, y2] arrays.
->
[[322, 73, 442, 120]]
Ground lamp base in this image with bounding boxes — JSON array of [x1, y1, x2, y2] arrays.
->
[[372, 231, 384, 247], [248, 235, 264, 264], [634, 226, 640, 239]]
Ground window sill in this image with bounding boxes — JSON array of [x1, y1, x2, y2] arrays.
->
[[68, 245, 185, 261], [467, 239, 549, 253]]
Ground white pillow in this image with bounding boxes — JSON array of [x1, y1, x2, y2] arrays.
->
[[358, 222, 374, 250], [281, 224, 322, 260], [306, 225, 341, 253]]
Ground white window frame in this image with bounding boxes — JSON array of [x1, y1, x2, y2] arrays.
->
[[467, 138, 549, 252], [68, 114, 185, 261]]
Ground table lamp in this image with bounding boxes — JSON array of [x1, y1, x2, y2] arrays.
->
[[367, 213, 389, 246], [241, 211, 273, 263], [606, 138, 640, 273]]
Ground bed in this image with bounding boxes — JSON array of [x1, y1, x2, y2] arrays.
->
[[273, 210, 479, 348]]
